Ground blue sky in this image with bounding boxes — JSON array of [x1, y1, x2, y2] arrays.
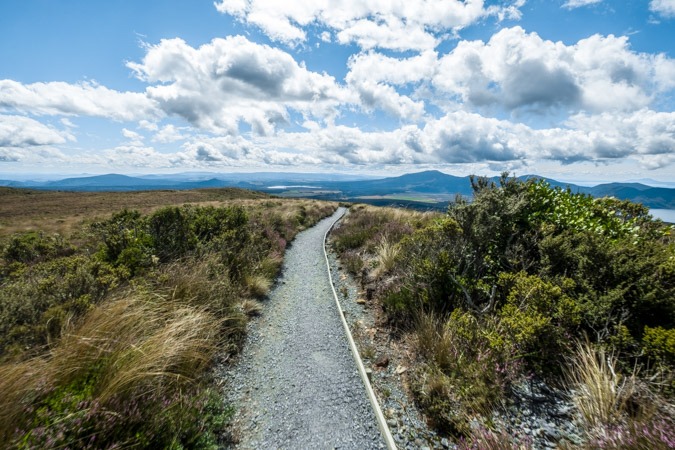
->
[[1, 0, 674, 183]]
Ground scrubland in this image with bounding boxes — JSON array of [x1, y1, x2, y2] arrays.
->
[[332, 175, 675, 448], [0, 188, 336, 448]]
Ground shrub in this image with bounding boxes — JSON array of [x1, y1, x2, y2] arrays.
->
[[147, 206, 198, 261], [2, 231, 74, 266], [333, 176, 675, 441], [412, 310, 521, 434], [643, 326, 675, 368]]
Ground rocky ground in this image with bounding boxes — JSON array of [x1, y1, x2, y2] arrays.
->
[[219, 208, 386, 449]]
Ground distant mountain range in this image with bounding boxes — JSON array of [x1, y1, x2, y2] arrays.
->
[[2, 170, 674, 210]]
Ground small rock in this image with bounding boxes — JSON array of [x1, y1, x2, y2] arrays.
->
[[395, 365, 407, 375], [387, 419, 398, 428], [441, 438, 450, 448], [356, 298, 367, 305], [543, 424, 560, 440], [375, 356, 390, 368]]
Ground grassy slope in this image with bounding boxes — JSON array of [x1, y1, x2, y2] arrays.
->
[[0, 187, 337, 448], [0, 187, 268, 237]]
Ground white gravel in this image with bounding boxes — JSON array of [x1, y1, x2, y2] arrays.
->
[[221, 207, 386, 449]]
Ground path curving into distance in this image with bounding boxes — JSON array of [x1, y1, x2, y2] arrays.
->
[[223, 207, 386, 449]]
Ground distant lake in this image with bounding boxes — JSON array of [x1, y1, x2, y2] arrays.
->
[[266, 185, 321, 189], [650, 209, 675, 223]]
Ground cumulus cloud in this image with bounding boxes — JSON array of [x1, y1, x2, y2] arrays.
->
[[101, 145, 171, 168], [432, 27, 672, 114], [562, 0, 603, 10], [0, 116, 70, 164], [344, 50, 437, 120], [0, 80, 159, 122], [214, 0, 524, 51], [127, 36, 352, 135], [650, 0, 675, 18], [256, 108, 675, 169], [0, 115, 73, 147], [153, 124, 184, 143]]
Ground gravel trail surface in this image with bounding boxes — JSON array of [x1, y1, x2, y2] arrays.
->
[[222, 207, 385, 449]]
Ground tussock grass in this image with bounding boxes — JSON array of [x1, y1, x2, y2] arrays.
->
[[240, 299, 263, 317], [415, 311, 457, 371], [567, 340, 636, 430], [0, 291, 221, 445], [245, 274, 273, 298], [372, 236, 400, 278]]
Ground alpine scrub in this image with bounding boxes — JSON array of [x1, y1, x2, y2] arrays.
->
[[0, 194, 336, 448], [332, 174, 675, 446]]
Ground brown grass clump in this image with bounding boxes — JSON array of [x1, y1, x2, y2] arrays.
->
[[245, 274, 273, 298], [372, 236, 400, 278], [240, 299, 263, 317], [566, 340, 636, 430], [0, 291, 221, 445]]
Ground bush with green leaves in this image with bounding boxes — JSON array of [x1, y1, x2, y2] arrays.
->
[[334, 174, 675, 440]]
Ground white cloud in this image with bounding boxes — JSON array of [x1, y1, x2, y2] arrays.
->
[[562, 0, 603, 10], [345, 51, 436, 120], [650, 0, 675, 18], [565, 109, 675, 164], [347, 50, 437, 86], [127, 36, 353, 135], [432, 27, 672, 114], [214, 0, 525, 51], [122, 128, 143, 143], [255, 108, 675, 169], [101, 145, 170, 168], [0, 80, 159, 122], [0, 146, 67, 164], [152, 124, 184, 143], [0, 115, 73, 148]]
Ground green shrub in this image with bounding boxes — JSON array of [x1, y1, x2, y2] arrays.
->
[[643, 326, 675, 365], [333, 175, 675, 440], [2, 231, 74, 266]]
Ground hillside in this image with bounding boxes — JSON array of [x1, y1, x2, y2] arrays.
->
[[7, 170, 674, 209], [0, 189, 338, 447], [0, 187, 268, 236]]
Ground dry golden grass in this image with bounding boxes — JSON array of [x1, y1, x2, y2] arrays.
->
[[567, 340, 636, 430], [372, 236, 400, 278], [415, 310, 458, 371], [0, 187, 268, 237], [0, 291, 221, 441], [245, 274, 273, 298], [240, 299, 263, 317]]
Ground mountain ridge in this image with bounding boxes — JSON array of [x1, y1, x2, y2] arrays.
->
[[2, 170, 674, 209]]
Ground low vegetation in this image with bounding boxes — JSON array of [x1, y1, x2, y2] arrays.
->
[[0, 190, 336, 448], [332, 174, 675, 446]]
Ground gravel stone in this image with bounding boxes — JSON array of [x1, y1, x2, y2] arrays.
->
[[221, 208, 385, 449]]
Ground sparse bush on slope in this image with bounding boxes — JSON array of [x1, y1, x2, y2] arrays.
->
[[332, 174, 675, 445], [0, 197, 337, 448]]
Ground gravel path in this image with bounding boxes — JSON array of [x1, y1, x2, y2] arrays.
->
[[222, 207, 386, 449]]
